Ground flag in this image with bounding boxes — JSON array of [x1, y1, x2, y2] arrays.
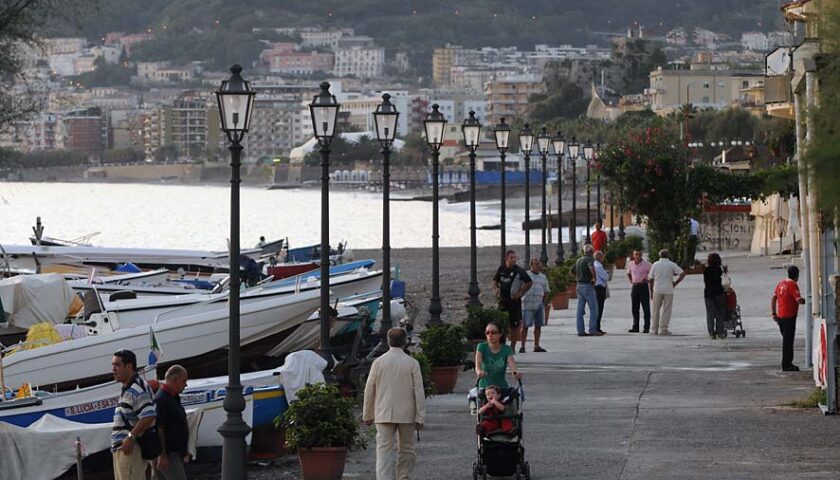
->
[[148, 327, 162, 367], [87, 268, 97, 285]]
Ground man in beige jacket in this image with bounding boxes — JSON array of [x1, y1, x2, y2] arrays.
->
[[363, 327, 426, 480]]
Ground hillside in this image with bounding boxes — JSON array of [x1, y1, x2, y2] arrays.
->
[[59, 0, 786, 71]]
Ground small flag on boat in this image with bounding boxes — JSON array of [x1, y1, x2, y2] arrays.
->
[[87, 268, 97, 285], [148, 327, 162, 367]]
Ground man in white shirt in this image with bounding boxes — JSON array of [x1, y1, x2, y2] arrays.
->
[[687, 218, 700, 268], [648, 249, 686, 335], [593, 251, 610, 335]]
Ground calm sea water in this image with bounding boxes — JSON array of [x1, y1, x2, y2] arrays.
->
[[0, 182, 577, 251]]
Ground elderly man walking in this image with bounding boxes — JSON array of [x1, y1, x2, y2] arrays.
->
[[363, 328, 426, 480], [572, 245, 601, 336], [649, 249, 686, 335]]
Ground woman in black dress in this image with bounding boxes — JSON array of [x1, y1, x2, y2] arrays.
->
[[703, 252, 727, 339]]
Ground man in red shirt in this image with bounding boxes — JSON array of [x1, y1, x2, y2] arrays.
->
[[771, 265, 806, 372], [591, 222, 607, 255]]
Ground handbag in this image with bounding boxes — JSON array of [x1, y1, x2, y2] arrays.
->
[[722, 272, 732, 291], [118, 380, 163, 460]]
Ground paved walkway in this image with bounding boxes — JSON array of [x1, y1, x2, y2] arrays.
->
[[342, 254, 840, 479]]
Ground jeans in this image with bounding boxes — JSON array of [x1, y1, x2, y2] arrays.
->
[[576, 283, 599, 334], [776, 317, 797, 368], [704, 295, 727, 336], [630, 284, 651, 331], [595, 285, 607, 332]]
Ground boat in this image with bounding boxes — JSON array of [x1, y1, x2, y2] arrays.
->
[[0, 288, 321, 391]]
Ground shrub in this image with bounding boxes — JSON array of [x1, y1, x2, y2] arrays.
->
[[277, 383, 366, 450], [419, 323, 466, 367], [411, 352, 436, 398], [545, 266, 570, 296], [462, 306, 510, 340]]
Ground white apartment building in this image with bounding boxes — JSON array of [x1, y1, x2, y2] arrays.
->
[[45, 38, 87, 55], [334, 46, 385, 78], [300, 28, 353, 51]]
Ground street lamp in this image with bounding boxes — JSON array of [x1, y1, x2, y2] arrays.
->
[[552, 132, 566, 264], [424, 104, 446, 324], [567, 137, 580, 255], [309, 81, 340, 358], [494, 118, 511, 264], [518, 124, 535, 263], [537, 127, 551, 266], [595, 142, 602, 224], [215, 64, 255, 480], [371, 93, 398, 356], [583, 140, 595, 244], [608, 191, 616, 241], [462, 111, 482, 308]]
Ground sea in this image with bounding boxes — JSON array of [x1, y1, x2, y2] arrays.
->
[[0, 182, 581, 251]]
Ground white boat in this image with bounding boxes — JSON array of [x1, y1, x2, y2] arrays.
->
[[0, 288, 321, 391]]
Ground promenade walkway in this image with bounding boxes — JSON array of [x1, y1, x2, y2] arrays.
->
[[341, 254, 840, 479]]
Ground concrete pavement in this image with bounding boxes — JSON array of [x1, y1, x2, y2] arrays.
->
[[341, 254, 840, 479]]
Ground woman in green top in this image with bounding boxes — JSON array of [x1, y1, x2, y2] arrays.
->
[[475, 322, 522, 389]]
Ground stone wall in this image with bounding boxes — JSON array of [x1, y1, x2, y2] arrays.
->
[[699, 206, 754, 253]]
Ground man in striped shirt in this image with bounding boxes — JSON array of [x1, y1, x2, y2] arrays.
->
[[111, 349, 156, 480]]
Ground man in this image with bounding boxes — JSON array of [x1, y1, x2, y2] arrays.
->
[[154, 365, 190, 480], [771, 265, 806, 372], [686, 218, 700, 268], [520, 257, 549, 353], [111, 349, 156, 480], [493, 250, 533, 352], [591, 222, 607, 256], [572, 244, 601, 336], [627, 250, 652, 333], [363, 327, 426, 480], [593, 251, 609, 335], [648, 249, 686, 335]]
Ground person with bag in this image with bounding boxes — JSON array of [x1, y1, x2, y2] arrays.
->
[[111, 349, 158, 480], [703, 253, 728, 339]]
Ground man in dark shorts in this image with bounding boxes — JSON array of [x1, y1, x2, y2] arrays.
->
[[493, 250, 533, 352]]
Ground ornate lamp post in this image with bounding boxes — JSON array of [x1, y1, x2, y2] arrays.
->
[[215, 64, 256, 480], [494, 118, 511, 263], [462, 111, 482, 307], [518, 124, 535, 263], [595, 143, 603, 224], [371, 93, 398, 356], [583, 140, 594, 244], [537, 127, 551, 266], [567, 138, 580, 255], [552, 132, 566, 264], [424, 104, 446, 324], [309, 81, 340, 358], [608, 191, 616, 242]]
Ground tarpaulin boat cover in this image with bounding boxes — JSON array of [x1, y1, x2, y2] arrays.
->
[[0, 274, 80, 329], [0, 411, 203, 480], [278, 350, 327, 403]]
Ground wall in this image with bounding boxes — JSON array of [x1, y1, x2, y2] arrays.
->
[[699, 205, 754, 252]]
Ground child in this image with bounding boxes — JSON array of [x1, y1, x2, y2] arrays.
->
[[477, 385, 514, 436]]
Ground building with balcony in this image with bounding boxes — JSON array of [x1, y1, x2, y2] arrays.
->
[[269, 52, 334, 76], [241, 84, 312, 162], [485, 74, 546, 126], [333, 39, 384, 78], [646, 67, 765, 114], [63, 107, 106, 158]]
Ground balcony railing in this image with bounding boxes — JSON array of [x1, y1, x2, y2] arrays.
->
[[764, 74, 791, 104]]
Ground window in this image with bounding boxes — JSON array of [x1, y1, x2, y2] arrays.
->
[[703, 82, 710, 89]]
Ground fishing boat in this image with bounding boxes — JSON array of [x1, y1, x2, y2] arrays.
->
[[0, 288, 321, 391]]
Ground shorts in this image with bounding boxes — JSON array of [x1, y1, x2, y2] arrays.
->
[[522, 308, 544, 328], [501, 300, 522, 328]]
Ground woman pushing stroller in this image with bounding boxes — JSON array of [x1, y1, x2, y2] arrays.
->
[[475, 321, 522, 389]]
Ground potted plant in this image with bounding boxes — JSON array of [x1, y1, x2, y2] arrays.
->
[[462, 306, 510, 344], [546, 266, 570, 310], [411, 352, 436, 399], [562, 256, 580, 299], [604, 246, 618, 280], [419, 323, 466, 394], [277, 383, 366, 480]]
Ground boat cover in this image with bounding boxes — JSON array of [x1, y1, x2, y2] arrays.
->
[[0, 274, 81, 329], [278, 350, 327, 402], [0, 411, 202, 480]]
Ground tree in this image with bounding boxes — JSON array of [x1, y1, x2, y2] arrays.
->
[[529, 80, 589, 123], [0, 0, 96, 130]]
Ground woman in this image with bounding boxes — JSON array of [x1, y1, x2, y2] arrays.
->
[[703, 252, 728, 339], [475, 322, 522, 389]]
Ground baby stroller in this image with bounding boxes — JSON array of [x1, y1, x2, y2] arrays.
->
[[472, 379, 531, 480], [722, 283, 746, 338]]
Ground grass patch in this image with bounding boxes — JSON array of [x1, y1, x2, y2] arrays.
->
[[784, 388, 827, 408]]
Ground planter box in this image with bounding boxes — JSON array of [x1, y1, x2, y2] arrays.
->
[[568, 284, 577, 299], [299, 447, 348, 480], [430, 365, 460, 394], [551, 291, 570, 310], [615, 256, 627, 269]]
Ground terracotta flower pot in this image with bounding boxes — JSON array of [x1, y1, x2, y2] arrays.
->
[[430, 365, 460, 394], [551, 291, 570, 310], [615, 256, 627, 269], [298, 447, 348, 480], [568, 284, 577, 299]]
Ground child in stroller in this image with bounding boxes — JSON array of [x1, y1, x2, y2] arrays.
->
[[472, 380, 531, 480]]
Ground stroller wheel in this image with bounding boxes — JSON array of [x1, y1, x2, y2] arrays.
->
[[481, 465, 488, 480], [515, 464, 522, 480], [525, 462, 532, 480]]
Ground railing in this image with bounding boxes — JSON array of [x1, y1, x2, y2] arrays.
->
[[765, 74, 792, 104]]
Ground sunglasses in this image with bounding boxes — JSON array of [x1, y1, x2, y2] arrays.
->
[[485, 330, 500, 335]]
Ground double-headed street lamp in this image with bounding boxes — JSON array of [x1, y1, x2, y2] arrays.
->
[[518, 124, 535, 263], [567, 138, 580, 255], [537, 127, 551, 266], [309, 82, 340, 358], [494, 118, 511, 264], [552, 132, 566, 264], [583, 140, 595, 244], [215, 64, 255, 480], [372, 93, 398, 355], [463, 111, 482, 307], [424, 104, 446, 324]]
